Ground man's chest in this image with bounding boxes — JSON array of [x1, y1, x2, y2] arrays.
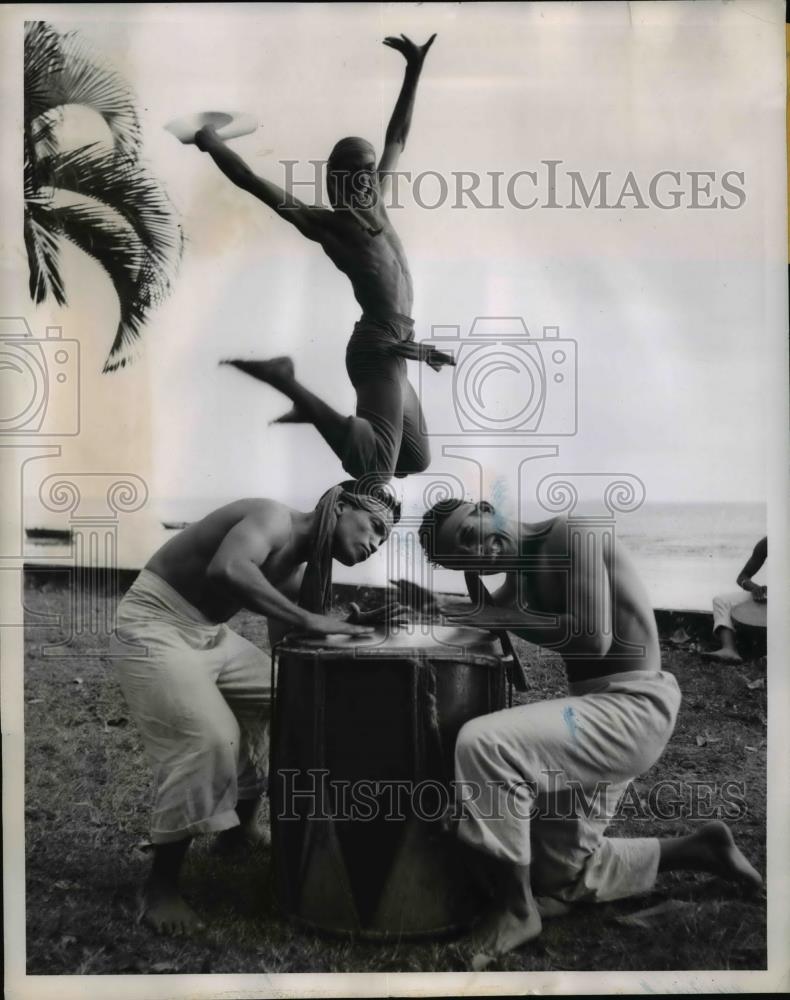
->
[[261, 552, 304, 600], [515, 564, 569, 613]]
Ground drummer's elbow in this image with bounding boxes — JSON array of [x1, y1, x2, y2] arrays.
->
[[569, 627, 611, 658], [206, 557, 233, 588]]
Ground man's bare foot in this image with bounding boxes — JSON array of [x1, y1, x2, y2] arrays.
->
[[270, 406, 308, 425], [701, 648, 743, 664], [467, 903, 542, 964], [686, 821, 763, 892], [220, 356, 295, 389], [141, 886, 204, 935]]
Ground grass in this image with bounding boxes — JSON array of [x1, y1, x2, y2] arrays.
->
[[23, 575, 766, 974]]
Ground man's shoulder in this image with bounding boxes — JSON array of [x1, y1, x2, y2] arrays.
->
[[230, 498, 295, 532], [541, 516, 613, 554]]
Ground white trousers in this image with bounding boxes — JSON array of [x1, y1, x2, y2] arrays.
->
[[712, 591, 747, 633], [112, 569, 272, 844], [454, 670, 681, 904]]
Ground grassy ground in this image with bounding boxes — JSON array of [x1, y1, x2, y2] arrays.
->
[[23, 577, 766, 974]]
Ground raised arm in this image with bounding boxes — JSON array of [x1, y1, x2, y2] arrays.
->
[[195, 125, 331, 242], [377, 33, 437, 193], [205, 507, 371, 636]]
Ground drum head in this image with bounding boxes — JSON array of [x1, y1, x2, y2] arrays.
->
[[731, 598, 767, 629], [278, 624, 500, 659]]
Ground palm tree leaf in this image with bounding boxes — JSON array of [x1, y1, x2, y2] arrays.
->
[[30, 110, 62, 161], [45, 144, 184, 299], [24, 23, 64, 189], [50, 202, 149, 371], [56, 31, 141, 157], [24, 22, 64, 122], [24, 199, 66, 306]]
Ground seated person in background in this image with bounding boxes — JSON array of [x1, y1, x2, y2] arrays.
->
[[112, 482, 405, 935], [703, 536, 767, 664], [419, 498, 763, 961]]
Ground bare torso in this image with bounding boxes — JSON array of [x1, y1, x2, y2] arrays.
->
[[507, 517, 660, 682], [321, 207, 413, 317], [146, 499, 306, 625]]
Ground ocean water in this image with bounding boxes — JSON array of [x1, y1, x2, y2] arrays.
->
[[25, 502, 767, 612]]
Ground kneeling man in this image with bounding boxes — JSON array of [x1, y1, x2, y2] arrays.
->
[[114, 482, 402, 933], [419, 499, 762, 958]]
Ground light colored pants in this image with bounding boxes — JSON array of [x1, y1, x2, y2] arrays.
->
[[712, 591, 746, 633], [112, 569, 272, 844], [454, 669, 681, 904]]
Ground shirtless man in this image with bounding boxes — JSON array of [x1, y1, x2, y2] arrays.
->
[[113, 483, 403, 934], [418, 498, 763, 961], [703, 536, 767, 664], [193, 32, 454, 484]]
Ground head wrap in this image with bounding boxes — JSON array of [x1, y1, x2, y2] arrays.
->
[[298, 482, 395, 615], [327, 136, 376, 173]]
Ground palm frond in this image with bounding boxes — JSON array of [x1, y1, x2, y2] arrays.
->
[[30, 110, 62, 161], [50, 202, 150, 370], [24, 199, 66, 306], [24, 21, 64, 123], [45, 143, 184, 301], [56, 31, 141, 157]]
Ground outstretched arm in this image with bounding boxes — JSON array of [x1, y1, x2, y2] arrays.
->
[[449, 528, 613, 658], [195, 125, 330, 242], [378, 33, 437, 193]]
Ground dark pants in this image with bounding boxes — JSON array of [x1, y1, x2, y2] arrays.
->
[[343, 313, 431, 480]]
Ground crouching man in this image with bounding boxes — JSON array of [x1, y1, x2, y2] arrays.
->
[[418, 499, 763, 960], [113, 482, 403, 934]]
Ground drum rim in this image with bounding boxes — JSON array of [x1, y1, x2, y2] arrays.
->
[[274, 642, 503, 665], [275, 627, 503, 660], [277, 646, 504, 668]]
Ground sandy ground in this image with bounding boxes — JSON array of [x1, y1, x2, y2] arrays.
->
[[21, 578, 766, 974]]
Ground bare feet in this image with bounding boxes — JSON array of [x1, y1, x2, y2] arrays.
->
[[696, 821, 763, 891], [468, 904, 542, 967], [666, 821, 763, 893], [220, 356, 295, 389], [701, 648, 743, 664], [141, 885, 204, 935]]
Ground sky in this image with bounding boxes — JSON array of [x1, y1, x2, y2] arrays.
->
[[3, 1, 786, 574]]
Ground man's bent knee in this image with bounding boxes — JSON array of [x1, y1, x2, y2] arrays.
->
[[455, 716, 495, 770], [342, 416, 399, 479]]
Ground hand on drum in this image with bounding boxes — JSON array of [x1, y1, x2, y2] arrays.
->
[[300, 612, 375, 637], [347, 600, 410, 628], [389, 578, 441, 616], [443, 604, 549, 630]]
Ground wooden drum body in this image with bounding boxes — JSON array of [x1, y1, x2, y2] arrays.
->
[[269, 626, 505, 939]]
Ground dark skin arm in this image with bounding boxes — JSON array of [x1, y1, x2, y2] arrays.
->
[[377, 33, 437, 197], [195, 125, 333, 242], [736, 537, 767, 602], [205, 512, 372, 636], [447, 530, 613, 658]]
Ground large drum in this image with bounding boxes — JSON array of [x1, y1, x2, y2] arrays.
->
[[269, 625, 505, 939]]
